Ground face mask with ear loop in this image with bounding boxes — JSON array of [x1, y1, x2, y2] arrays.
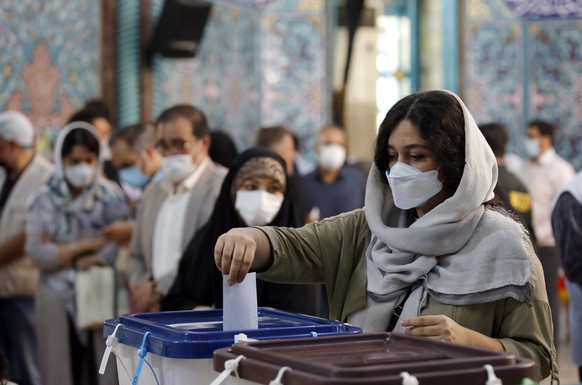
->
[[161, 140, 203, 183], [385, 162, 443, 210], [64, 163, 97, 189], [319, 144, 347, 171], [119, 165, 151, 189], [524, 138, 541, 158], [235, 190, 284, 226]]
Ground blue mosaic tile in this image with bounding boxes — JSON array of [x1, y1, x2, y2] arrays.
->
[[0, 0, 101, 151], [152, 0, 328, 156]]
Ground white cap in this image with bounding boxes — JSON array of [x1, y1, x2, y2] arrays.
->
[[0, 111, 35, 147]]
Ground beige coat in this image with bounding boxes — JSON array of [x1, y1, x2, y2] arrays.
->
[[127, 159, 227, 293], [260, 209, 557, 382], [0, 156, 53, 297]]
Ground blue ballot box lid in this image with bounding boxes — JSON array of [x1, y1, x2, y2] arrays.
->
[[103, 307, 361, 359]]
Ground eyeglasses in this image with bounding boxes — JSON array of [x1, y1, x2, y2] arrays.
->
[[154, 138, 195, 154]]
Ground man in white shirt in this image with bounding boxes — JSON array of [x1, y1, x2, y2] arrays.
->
[[126, 105, 227, 312], [519, 119, 576, 349]]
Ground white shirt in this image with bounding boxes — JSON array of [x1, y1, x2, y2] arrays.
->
[[504, 152, 524, 175], [151, 157, 209, 290], [518, 148, 575, 247]]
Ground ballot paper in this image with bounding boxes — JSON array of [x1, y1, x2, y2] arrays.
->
[[222, 272, 258, 330]]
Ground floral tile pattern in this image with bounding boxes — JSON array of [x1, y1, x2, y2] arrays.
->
[[528, 20, 582, 167], [0, 1, 101, 156], [464, 0, 582, 170], [152, 0, 327, 154], [463, 20, 524, 154]]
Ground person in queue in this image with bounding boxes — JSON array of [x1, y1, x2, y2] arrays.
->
[[162, 147, 323, 316], [25, 122, 130, 385], [125, 104, 227, 313], [213, 90, 557, 382]]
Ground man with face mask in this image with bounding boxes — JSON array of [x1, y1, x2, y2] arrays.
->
[[0, 111, 53, 385], [99, 123, 163, 247], [109, 123, 161, 206], [518, 119, 575, 350], [126, 105, 227, 313], [303, 124, 367, 222]]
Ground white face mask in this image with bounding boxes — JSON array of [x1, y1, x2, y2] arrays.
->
[[235, 190, 284, 226], [319, 144, 346, 171], [524, 138, 541, 158], [64, 163, 96, 189], [385, 162, 443, 210], [162, 154, 196, 183]]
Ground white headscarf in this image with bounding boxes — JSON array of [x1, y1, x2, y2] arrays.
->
[[50, 121, 105, 212], [53, 121, 103, 179], [352, 90, 533, 332]]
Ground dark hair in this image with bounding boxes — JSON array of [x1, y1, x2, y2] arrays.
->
[[156, 104, 209, 138], [209, 130, 238, 168], [528, 120, 555, 143], [478, 122, 508, 157], [61, 128, 100, 158], [68, 104, 111, 125], [109, 122, 156, 153], [319, 124, 347, 147], [68, 109, 98, 125], [83, 99, 111, 121], [255, 125, 294, 148], [374, 90, 465, 193]]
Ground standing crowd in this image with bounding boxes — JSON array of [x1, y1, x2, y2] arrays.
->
[[0, 90, 580, 385]]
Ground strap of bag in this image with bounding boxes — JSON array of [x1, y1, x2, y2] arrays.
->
[[387, 289, 412, 332]]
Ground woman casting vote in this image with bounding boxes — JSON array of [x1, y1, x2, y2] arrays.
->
[[214, 90, 557, 382]]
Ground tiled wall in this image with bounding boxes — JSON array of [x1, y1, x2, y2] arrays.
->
[[152, 0, 328, 155], [0, 0, 327, 161], [463, 0, 582, 170], [0, 1, 101, 157], [5, 0, 578, 170]]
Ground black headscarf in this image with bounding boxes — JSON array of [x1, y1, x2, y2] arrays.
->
[[162, 147, 324, 315], [210, 146, 298, 231]]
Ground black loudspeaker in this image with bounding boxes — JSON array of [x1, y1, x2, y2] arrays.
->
[[151, 0, 212, 58]]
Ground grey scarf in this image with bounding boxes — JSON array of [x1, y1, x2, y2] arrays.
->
[[352, 90, 533, 332]]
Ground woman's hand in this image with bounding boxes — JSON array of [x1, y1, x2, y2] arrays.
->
[[214, 228, 258, 286], [74, 255, 105, 270], [214, 228, 273, 286], [400, 315, 504, 351], [77, 236, 108, 253], [56, 236, 108, 267], [401, 315, 469, 343], [101, 220, 134, 245]]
